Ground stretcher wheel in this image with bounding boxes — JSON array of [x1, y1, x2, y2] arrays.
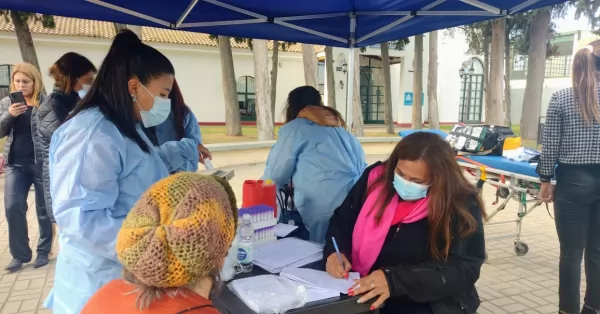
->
[[496, 187, 510, 199], [514, 242, 529, 256]]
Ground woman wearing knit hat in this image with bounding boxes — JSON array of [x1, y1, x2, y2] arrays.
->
[[81, 172, 238, 314]]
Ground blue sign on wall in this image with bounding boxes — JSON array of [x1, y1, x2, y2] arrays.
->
[[404, 92, 425, 106]]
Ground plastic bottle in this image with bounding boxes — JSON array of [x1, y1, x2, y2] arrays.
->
[[237, 214, 254, 272], [204, 158, 214, 170]]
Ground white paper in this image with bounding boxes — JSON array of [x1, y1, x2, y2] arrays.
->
[[273, 223, 299, 237], [281, 268, 360, 294], [304, 287, 340, 303], [229, 275, 307, 313], [253, 238, 324, 273]]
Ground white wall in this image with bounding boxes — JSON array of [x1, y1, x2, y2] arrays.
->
[[325, 32, 472, 125], [0, 32, 305, 124]]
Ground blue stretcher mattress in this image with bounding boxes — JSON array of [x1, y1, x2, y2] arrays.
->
[[398, 129, 538, 178], [464, 155, 538, 178], [398, 129, 449, 138]]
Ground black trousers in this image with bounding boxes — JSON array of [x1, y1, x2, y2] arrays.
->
[[4, 163, 52, 262], [554, 164, 600, 313]]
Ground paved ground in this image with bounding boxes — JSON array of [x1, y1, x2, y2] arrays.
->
[[0, 155, 583, 314]]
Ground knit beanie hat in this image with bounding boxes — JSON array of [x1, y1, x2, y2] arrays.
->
[[116, 172, 238, 288]]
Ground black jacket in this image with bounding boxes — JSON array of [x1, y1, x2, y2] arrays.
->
[[0, 95, 46, 164], [323, 162, 485, 314], [35, 90, 79, 223]]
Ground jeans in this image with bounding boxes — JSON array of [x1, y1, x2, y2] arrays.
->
[[4, 163, 52, 262], [554, 164, 600, 313]]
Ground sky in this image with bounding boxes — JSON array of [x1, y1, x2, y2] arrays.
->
[[553, 7, 591, 32]]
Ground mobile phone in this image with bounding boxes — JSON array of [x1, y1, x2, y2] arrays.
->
[[9, 91, 26, 105]]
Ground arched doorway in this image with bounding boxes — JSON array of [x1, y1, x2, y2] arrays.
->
[[458, 57, 484, 123], [237, 76, 256, 121]]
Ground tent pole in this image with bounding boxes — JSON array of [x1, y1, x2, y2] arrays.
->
[[346, 13, 357, 130], [346, 46, 355, 129]]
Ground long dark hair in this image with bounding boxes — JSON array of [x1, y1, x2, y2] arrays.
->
[[367, 132, 486, 260], [170, 79, 190, 140], [49, 52, 97, 94], [67, 30, 175, 153], [572, 39, 600, 124], [285, 86, 324, 123]]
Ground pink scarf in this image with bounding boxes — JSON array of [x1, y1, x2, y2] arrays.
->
[[351, 165, 429, 276]]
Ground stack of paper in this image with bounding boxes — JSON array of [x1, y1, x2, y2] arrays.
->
[[253, 238, 323, 273], [229, 275, 307, 313], [280, 267, 359, 294]]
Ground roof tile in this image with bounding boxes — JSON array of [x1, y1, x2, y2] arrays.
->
[[0, 16, 325, 53]]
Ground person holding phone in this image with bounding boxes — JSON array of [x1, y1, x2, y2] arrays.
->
[[0, 63, 52, 273], [36, 52, 97, 242]]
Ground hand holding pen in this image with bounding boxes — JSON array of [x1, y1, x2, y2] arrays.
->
[[325, 237, 352, 279]]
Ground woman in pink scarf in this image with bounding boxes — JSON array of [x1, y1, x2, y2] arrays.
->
[[323, 132, 486, 314]]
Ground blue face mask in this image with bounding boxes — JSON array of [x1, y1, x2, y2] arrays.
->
[[137, 84, 171, 128], [393, 173, 429, 201], [77, 84, 90, 99]]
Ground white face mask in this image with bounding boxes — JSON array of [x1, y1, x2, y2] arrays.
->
[[136, 83, 171, 128], [76, 78, 91, 98]]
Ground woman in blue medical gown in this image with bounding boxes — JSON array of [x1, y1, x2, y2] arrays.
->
[[43, 30, 174, 314], [151, 78, 211, 173], [263, 86, 367, 244]]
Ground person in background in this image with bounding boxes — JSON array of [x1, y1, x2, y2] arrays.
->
[[324, 132, 486, 314], [263, 86, 367, 244], [43, 30, 173, 314], [36, 52, 97, 244], [537, 40, 600, 314], [150, 78, 211, 173], [0, 63, 52, 272], [81, 173, 237, 314]]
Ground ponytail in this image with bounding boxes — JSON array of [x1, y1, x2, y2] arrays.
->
[[572, 41, 600, 124], [67, 29, 175, 153]]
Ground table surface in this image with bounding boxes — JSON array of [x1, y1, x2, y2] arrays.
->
[[213, 262, 378, 314]]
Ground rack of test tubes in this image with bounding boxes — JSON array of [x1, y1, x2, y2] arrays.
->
[[238, 204, 278, 245]]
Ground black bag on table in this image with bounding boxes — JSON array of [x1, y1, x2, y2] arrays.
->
[[445, 124, 515, 156]]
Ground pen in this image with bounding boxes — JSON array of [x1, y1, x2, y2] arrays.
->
[[331, 237, 348, 279]]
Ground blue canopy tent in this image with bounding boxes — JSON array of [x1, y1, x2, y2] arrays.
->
[[0, 0, 568, 124]]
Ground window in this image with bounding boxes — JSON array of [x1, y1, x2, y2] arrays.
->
[[317, 60, 325, 95], [0, 64, 13, 99], [236, 76, 256, 121]]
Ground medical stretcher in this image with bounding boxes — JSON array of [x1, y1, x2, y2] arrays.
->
[[398, 129, 553, 259], [457, 155, 548, 258]]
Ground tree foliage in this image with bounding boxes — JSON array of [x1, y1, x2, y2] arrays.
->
[[0, 11, 55, 28], [574, 0, 600, 32]]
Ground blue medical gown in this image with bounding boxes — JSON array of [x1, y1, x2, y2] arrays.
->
[[263, 118, 367, 243], [43, 107, 169, 314], [154, 111, 202, 173]]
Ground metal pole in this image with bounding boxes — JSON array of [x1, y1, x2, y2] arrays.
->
[[346, 13, 357, 129]]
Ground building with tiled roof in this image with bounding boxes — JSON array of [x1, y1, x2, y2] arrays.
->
[[0, 16, 324, 53]]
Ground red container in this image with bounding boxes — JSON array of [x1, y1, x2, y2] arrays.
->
[[242, 180, 277, 218]]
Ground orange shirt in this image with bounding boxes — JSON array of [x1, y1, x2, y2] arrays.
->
[[81, 280, 221, 314]]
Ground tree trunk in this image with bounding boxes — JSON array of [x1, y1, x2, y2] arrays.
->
[[10, 11, 46, 95], [218, 36, 242, 136], [302, 44, 317, 88], [270, 40, 279, 123], [325, 46, 336, 109], [490, 19, 506, 126], [113, 23, 127, 34], [412, 34, 424, 129], [428, 31, 440, 130], [253, 39, 275, 141], [483, 31, 491, 124], [504, 28, 512, 128], [352, 49, 364, 137], [380, 42, 394, 134], [127, 25, 142, 38], [520, 9, 551, 140]]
